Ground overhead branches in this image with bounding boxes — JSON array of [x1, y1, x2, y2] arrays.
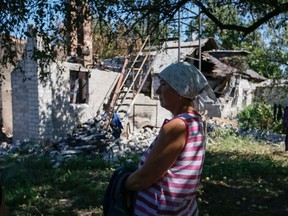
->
[[193, 0, 288, 37], [0, 0, 287, 78]]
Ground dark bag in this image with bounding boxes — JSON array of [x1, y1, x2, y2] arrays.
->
[[103, 166, 135, 216]]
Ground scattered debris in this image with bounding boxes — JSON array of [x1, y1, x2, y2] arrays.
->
[[0, 118, 285, 167]]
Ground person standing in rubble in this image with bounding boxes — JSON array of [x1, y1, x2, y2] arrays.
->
[[125, 62, 208, 215]]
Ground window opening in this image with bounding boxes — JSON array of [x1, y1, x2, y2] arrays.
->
[[70, 70, 89, 104], [242, 90, 248, 107]]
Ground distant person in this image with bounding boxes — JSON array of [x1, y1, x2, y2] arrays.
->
[[110, 113, 123, 139], [283, 106, 288, 151], [125, 62, 208, 215]]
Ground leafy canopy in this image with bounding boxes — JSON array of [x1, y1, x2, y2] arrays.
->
[[0, 0, 287, 79]]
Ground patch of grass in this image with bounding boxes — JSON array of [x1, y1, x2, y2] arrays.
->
[[1, 131, 288, 215], [1, 155, 115, 216], [200, 132, 288, 216]]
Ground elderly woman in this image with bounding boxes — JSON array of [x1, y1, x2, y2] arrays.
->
[[125, 61, 208, 215]]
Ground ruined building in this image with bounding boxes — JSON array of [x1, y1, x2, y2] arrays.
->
[[0, 3, 272, 143]]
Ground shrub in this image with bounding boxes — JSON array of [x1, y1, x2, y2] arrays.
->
[[237, 103, 284, 133]]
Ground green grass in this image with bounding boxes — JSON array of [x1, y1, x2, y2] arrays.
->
[[1, 131, 288, 216], [200, 131, 288, 216], [1, 155, 115, 216]]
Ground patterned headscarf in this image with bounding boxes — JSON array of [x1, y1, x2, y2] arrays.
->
[[158, 61, 208, 100]]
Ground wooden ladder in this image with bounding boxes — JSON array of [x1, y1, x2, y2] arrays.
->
[[115, 36, 155, 123], [104, 36, 152, 128]]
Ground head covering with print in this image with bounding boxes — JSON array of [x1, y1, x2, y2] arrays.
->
[[158, 61, 208, 100]]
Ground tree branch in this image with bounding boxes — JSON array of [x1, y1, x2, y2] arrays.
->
[[193, 0, 288, 37]]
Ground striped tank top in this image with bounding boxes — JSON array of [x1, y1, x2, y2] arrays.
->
[[134, 112, 206, 216]]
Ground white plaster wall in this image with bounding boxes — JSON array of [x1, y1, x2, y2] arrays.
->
[[254, 80, 288, 106], [127, 93, 172, 131], [237, 79, 255, 109], [50, 62, 119, 140], [217, 78, 256, 119], [12, 36, 41, 142], [38, 71, 53, 139], [12, 55, 119, 142], [1, 70, 13, 137]]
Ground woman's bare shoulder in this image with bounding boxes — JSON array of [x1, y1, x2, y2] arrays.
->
[[158, 118, 187, 140]]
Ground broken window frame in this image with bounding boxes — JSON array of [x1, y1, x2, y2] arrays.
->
[[70, 70, 89, 104]]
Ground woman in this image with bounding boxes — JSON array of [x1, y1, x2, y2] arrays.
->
[[125, 61, 208, 215]]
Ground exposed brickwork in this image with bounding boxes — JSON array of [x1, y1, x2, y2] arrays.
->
[[11, 32, 119, 143]]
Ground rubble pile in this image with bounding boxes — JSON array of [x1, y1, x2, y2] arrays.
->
[[0, 117, 285, 166], [0, 115, 160, 165]]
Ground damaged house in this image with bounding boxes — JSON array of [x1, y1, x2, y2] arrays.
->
[[0, 31, 120, 143], [118, 38, 267, 125], [200, 49, 267, 117], [1, 29, 268, 143]]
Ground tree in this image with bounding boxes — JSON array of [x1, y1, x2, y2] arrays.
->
[[186, 1, 287, 78], [0, 0, 287, 79]]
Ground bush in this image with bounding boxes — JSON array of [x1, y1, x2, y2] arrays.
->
[[237, 103, 284, 133]]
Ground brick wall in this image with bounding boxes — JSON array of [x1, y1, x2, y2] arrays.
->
[[11, 34, 119, 143], [12, 35, 42, 142], [50, 62, 119, 140]]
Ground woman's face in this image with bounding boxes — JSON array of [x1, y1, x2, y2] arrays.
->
[[156, 78, 181, 111]]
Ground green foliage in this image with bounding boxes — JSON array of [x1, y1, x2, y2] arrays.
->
[[189, 1, 288, 78], [1, 0, 288, 81], [1, 134, 288, 215], [208, 127, 236, 140], [242, 42, 285, 79], [237, 103, 284, 133], [116, 152, 140, 169]]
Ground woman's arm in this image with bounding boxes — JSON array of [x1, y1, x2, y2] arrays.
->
[[125, 118, 187, 191]]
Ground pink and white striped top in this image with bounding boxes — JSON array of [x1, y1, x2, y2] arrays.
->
[[134, 112, 206, 216]]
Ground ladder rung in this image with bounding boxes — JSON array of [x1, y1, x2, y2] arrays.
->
[[117, 109, 128, 113], [119, 89, 134, 93], [128, 67, 142, 71], [117, 103, 131, 106]]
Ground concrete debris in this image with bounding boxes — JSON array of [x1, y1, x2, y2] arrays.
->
[[0, 118, 286, 167]]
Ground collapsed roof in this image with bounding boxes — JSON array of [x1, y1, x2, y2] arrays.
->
[[203, 51, 267, 82]]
